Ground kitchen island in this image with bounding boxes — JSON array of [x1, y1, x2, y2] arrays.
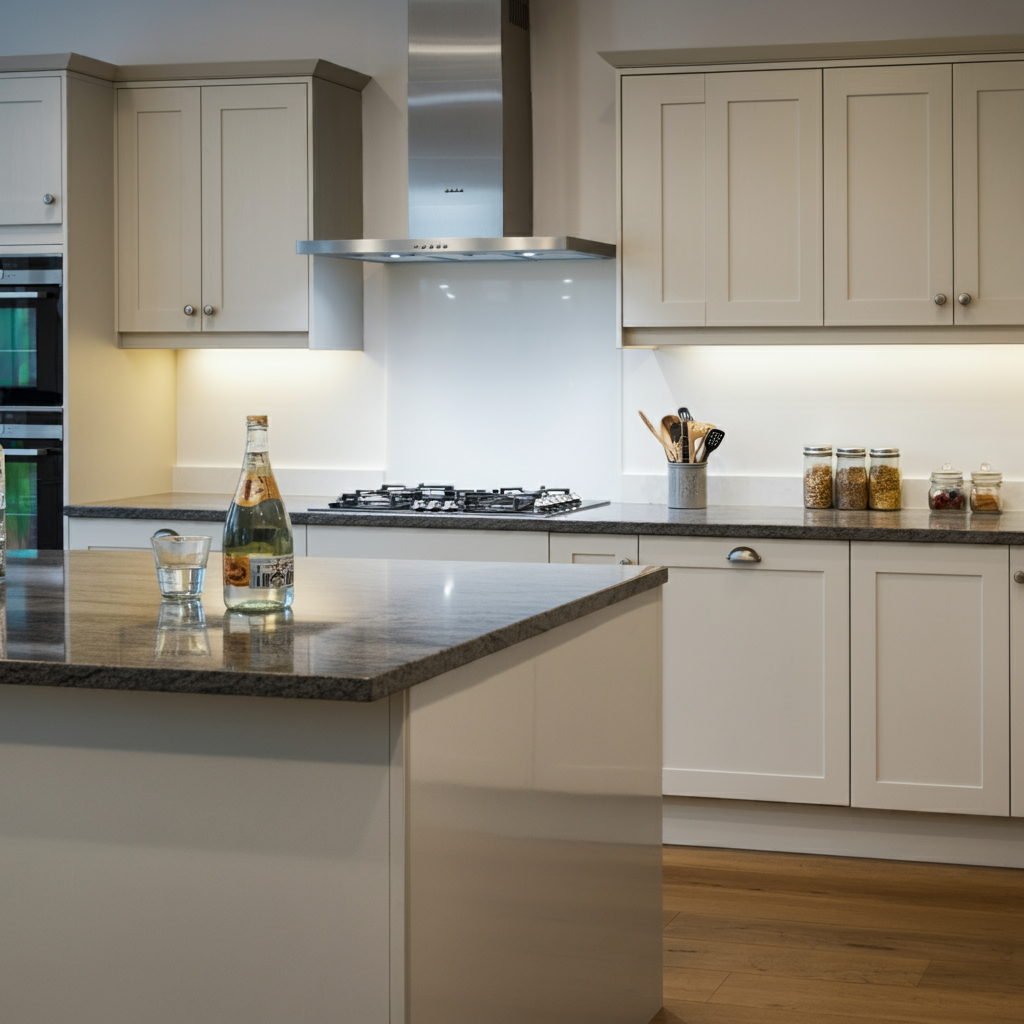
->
[[0, 551, 666, 1024]]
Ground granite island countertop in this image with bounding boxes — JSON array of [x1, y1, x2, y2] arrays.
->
[[65, 492, 1024, 545], [0, 551, 666, 702]]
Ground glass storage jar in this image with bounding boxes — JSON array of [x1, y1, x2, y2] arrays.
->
[[834, 448, 868, 509], [803, 445, 833, 508], [928, 464, 966, 510], [868, 448, 901, 510], [970, 463, 1003, 513]]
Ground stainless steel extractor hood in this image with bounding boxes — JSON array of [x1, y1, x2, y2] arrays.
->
[[297, 0, 615, 263]]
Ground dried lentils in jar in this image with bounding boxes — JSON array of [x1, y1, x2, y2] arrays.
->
[[835, 448, 868, 510], [803, 446, 833, 508], [868, 448, 901, 510]]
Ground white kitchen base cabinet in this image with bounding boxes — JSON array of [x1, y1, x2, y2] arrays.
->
[[641, 535, 850, 805], [67, 518, 309, 556], [1009, 546, 1024, 818], [851, 542, 1010, 816], [549, 533, 638, 565], [307, 525, 548, 563]]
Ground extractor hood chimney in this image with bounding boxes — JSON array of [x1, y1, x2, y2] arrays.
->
[[298, 0, 615, 263]]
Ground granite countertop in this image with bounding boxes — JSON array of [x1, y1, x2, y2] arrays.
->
[[65, 492, 1024, 545], [0, 551, 666, 702]]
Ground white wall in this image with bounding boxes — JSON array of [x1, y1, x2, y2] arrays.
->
[[8, 0, 1024, 503]]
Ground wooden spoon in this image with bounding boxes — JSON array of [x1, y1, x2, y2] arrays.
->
[[638, 410, 676, 461]]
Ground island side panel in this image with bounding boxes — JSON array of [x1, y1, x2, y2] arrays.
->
[[405, 588, 663, 1024], [0, 685, 393, 1024]]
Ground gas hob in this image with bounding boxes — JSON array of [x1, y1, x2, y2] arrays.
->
[[309, 485, 609, 518]]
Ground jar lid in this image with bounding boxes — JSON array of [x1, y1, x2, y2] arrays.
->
[[930, 463, 963, 485], [869, 447, 900, 457], [803, 445, 832, 455], [972, 462, 1002, 485], [836, 447, 866, 457]]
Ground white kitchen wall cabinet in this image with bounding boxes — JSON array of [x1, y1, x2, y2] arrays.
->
[[1009, 546, 1024, 818], [642, 535, 850, 805], [307, 525, 549, 562], [851, 542, 1009, 816], [549, 532, 639, 565], [824, 65, 953, 326], [953, 61, 1024, 326], [117, 62, 367, 349], [116, 87, 202, 333], [705, 69, 822, 326], [620, 68, 821, 328], [620, 74, 705, 327], [0, 76, 63, 226]]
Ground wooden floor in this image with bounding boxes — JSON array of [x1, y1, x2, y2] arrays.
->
[[650, 845, 1024, 1024]]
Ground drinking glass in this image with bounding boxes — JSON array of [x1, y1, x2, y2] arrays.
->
[[151, 532, 212, 600]]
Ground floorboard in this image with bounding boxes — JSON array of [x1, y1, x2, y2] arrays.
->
[[650, 846, 1024, 1024]]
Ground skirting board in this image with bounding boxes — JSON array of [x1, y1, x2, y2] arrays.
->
[[664, 796, 1024, 869]]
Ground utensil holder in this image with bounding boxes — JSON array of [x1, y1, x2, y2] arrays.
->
[[668, 461, 707, 509]]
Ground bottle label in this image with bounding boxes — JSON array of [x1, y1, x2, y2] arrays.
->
[[236, 474, 283, 507], [224, 554, 294, 590]]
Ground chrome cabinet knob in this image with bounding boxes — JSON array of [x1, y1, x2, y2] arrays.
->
[[958, 292, 972, 305], [1014, 571, 1024, 585], [183, 304, 195, 316], [619, 558, 633, 565], [727, 546, 761, 564], [42, 194, 54, 205], [203, 305, 214, 316], [933, 293, 946, 305]]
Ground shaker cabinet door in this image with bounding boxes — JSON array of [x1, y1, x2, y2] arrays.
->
[[954, 61, 1024, 325], [643, 535, 850, 805], [117, 87, 203, 333], [620, 74, 706, 327], [705, 69, 823, 326], [201, 84, 309, 333], [824, 65, 953, 326], [1009, 546, 1024, 817], [549, 532, 639, 565], [0, 77, 62, 226], [851, 542, 1009, 816]]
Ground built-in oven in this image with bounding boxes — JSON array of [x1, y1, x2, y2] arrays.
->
[[0, 255, 63, 552], [0, 254, 62, 407]]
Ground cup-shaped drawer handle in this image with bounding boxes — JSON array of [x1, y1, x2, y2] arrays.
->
[[727, 546, 761, 564]]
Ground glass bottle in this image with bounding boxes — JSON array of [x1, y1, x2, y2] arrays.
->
[[868, 448, 901, 510], [223, 415, 294, 611], [970, 463, 1003, 513], [834, 448, 868, 510], [803, 445, 833, 508], [928, 464, 966, 511]]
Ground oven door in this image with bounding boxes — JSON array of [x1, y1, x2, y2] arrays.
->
[[0, 286, 62, 406], [5, 446, 62, 551]]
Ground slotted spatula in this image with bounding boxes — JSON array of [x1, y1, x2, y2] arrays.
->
[[699, 428, 725, 462]]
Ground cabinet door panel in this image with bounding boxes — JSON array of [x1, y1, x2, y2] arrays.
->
[[621, 74, 705, 327], [201, 84, 309, 332], [549, 533, 639, 565], [1010, 547, 1024, 817], [954, 62, 1024, 325], [706, 70, 822, 326], [642, 536, 850, 805], [0, 77, 62, 226], [825, 65, 952, 325], [117, 87, 203, 333], [851, 543, 1009, 816]]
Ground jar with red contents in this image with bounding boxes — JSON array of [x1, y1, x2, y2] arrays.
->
[[928, 464, 967, 511]]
